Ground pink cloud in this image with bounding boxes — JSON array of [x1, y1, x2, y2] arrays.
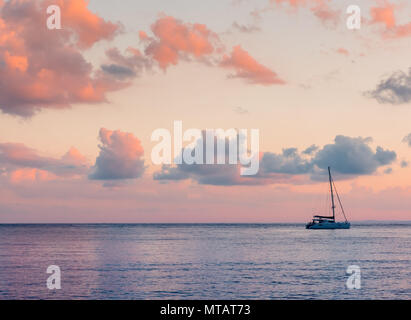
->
[[369, 2, 411, 38], [270, 0, 340, 26], [0, 143, 89, 178], [89, 129, 145, 180], [336, 47, 349, 56], [139, 30, 149, 41], [49, 0, 120, 49], [0, 3, 288, 118], [310, 0, 340, 26], [143, 15, 218, 70], [220, 45, 285, 85], [62, 147, 88, 166], [9, 168, 56, 183], [370, 2, 396, 29], [272, 0, 307, 7], [0, 0, 124, 117], [392, 23, 411, 37], [139, 15, 285, 86]]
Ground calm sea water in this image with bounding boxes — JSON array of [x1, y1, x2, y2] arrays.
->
[[0, 223, 409, 300]]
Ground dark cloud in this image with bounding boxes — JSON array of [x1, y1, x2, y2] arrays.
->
[[154, 162, 259, 186], [258, 136, 395, 180], [101, 47, 151, 80], [384, 167, 393, 174], [153, 132, 264, 186], [374, 146, 397, 165], [302, 144, 318, 155], [154, 134, 396, 186], [260, 149, 312, 175], [402, 133, 411, 147], [367, 68, 411, 104], [400, 160, 409, 168], [101, 64, 136, 79], [89, 128, 145, 180], [312, 135, 396, 175]]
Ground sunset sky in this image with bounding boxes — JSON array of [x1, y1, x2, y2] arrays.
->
[[0, 0, 411, 222]]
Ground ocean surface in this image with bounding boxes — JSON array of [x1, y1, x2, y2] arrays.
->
[[0, 223, 409, 300]]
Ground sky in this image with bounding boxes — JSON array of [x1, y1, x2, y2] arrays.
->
[[0, 0, 411, 222]]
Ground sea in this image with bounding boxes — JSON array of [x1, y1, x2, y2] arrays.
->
[[0, 223, 409, 299]]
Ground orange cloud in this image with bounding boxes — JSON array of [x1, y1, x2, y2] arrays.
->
[[143, 15, 218, 70], [272, 0, 307, 7], [220, 45, 285, 85], [370, 2, 396, 28], [9, 168, 56, 183], [336, 47, 349, 56], [47, 0, 120, 49], [0, 0, 124, 117], [270, 0, 340, 26], [62, 147, 88, 166], [369, 2, 411, 38], [139, 15, 284, 86], [3, 51, 28, 72], [139, 30, 149, 41], [310, 0, 339, 26], [392, 23, 411, 38]]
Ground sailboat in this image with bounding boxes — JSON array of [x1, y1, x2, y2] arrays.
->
[[306, 166, 350, 229]]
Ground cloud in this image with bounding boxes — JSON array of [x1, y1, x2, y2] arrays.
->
[[62, 147, 88, 167], [366, 68, 411, 104], [271, 0, 306, 7], [50, 0, 120, 49], [232, 22, 261, 33], [260, 149, 312, 175], [369, 2, 411, 38], [101, 64, 136, 79], [370, 2, 396, 29], [9, 168, 56, 183], [153, 133, 396, 186], [402, 133, 411, 147], [89, 128, 145, 180], [153, 132, 266, 186], [374, 146, 397, 165], [260, 136, 396, 182], [233, 106, 249, 114], [269, 0, 340, 26], [220, 45, 285, 85], [154, 163, 263, 186], [400, 160, 408, 168], [312, 135, 396, 175], [302, 144, 318, 155], [140, 15, 285, 86], [101, 47, 151, 80], [384, 167, 393, 174], [309, 0, 340, 26], [260, 136, 396, 178], [0, 0, 124, 117], [0, 143, 89, 181], [336, 48, 349, 56], [142, 15, 219, 70], [391, 22, 411, 38]]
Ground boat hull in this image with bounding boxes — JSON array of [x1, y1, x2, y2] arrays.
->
[[306, 221, 350, 229]]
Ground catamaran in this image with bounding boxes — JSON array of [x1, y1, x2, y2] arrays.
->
[[306, 166, 350, 230]]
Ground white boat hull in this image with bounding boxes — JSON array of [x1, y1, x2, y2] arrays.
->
[[306, 167, 350, 230], [306, 221, 350, 229]]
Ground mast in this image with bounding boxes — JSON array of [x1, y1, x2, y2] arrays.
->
[[328, 166, 335, 221]]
